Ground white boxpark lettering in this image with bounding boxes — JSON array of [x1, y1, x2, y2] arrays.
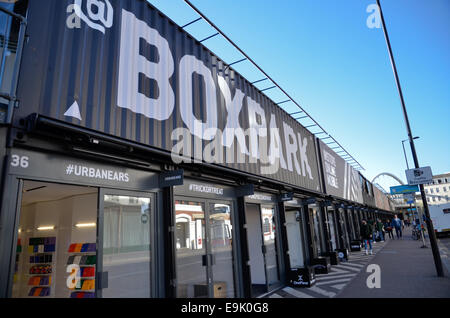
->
[[117, 9, 313, 180], [117, 9, 175, 121], [217, 75, 248, 156], [247, 96, 268, 161], [179, 55, 218, 141]]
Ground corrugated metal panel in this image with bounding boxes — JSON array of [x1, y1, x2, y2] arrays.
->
[[318, 139, 363, 203], [14, 0, 322, 192], [373, 186, 391, 211]]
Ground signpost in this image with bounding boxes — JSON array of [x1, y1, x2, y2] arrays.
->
[[403, 193, 415, 204], [377, 0, 443, 276], [405, 167, 433, 185], [390, 184, 419, 195]]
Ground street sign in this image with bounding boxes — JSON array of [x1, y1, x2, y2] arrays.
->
[[159, 169, 184, 188], [390, 184, 419, 195], [405, 166, 433, 185], [403, 193, 415, 204], [280, 192, 294, 202]]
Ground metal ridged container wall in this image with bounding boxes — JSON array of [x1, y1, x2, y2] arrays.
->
[[14, 0, 322, 193]]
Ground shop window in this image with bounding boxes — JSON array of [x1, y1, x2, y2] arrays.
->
[[12, 181, 98, 298], [263, 217, 271, 234], [101, 194, 152, 298]]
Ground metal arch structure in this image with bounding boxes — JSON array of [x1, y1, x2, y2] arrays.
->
[[371, 173, 404, 186]]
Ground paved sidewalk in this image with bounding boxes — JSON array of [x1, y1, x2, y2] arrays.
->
[[267, 239, 389, 298], [267, 228, 450, 298], [337, 228, 450, 298]]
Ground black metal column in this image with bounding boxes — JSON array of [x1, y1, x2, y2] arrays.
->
[[162, 186, 176, 298], [237, 197, 252, 297], [334, 205, 345, 250], [278, 200, 290, 282], [320, 204, 333, 253], [302, 202, 316, 261]]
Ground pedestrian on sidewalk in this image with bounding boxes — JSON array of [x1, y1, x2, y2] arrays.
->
[[368, 218, 376, 244], [360, 219, 373, 255], [391, 215, 403, 239], [384, 219, 394, 239], [376, 218, 385, 242]]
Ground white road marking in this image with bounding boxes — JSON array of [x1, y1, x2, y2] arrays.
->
[[334, 264, 361, 272], [316, 277, 353, 286], [330, 283, 346, 290], [315, 273, 356, 281], [308, 286, 336, 298], [341, 262, 364, 268], [328, 268, 349, 274], [269, 293, 283, 298], [282, 287, 314, 298]]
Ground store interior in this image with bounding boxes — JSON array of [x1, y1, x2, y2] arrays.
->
[[12, 180, 98, 298]]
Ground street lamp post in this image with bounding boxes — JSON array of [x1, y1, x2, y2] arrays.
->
[[377, 0, 444, 277], [401, 137, 419, 170], [401, 137, 426, 247]]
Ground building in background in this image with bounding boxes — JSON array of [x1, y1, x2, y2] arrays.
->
[[424, 173, 450, 205]]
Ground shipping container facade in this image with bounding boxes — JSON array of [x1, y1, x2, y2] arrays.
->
[[13, 0, 322, 193], [317, 139, 363, 204]]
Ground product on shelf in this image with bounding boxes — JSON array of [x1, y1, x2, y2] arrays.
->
[[68, 243, 96, 253], [29, 264, 52, 274], [81, 267, 95, 277], [70, 292, 95, 298], [27, 237, 56, 297], [28, 287, 51, 297], [66, 242, 96, 296], [81, 279, 95, 290], [28, 276, 52, 286], [28, 237, 56, 253]]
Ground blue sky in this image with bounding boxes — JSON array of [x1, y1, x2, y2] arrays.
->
[[147, 0, 450, 193]]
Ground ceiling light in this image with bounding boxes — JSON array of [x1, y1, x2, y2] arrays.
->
[[37, 226, 55, 231], [75, 222, 96, 228]]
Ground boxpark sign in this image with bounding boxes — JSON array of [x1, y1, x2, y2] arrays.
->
[[15, 0, 322, 193]]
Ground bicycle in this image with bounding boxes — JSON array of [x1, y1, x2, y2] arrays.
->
[[412, 227, 421, 240]]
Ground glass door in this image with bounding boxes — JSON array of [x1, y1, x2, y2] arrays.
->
[[339, 209, 351, 249], [327, 210, 337, 251], [261, 206, 280, 291], [98, 189, 154, 298], [175, 199, 207, 297], [285, 209, 306, 268], [208, 202, 234, 298], [174, 199, 235, 298], [311, 208, 324, 257]]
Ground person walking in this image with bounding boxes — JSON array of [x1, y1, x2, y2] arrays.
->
[[376, 218, 385, 242], [391, 215, 403, 239], [384, 219, 393, 239], [360, 219, 373, 255], [368, 218, 376, 244]]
